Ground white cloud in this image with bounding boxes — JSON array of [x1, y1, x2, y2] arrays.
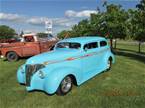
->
[[65, 10, 98, 17], [53, 18, 70, 25], [0, 13, 25, 22], [27, 17, 48, 25], [0, 12, 79, 34], [53, 18, 78, 27], [65, 10, 76, 17], [0, 12, 78, 27]]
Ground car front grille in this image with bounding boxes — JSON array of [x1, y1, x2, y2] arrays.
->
[[25, 64, 45, 86]]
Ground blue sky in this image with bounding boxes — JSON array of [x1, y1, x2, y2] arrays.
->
[[0, 0, 140, 35]]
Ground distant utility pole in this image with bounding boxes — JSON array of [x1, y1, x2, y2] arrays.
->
[[45, 20, 52, 35]]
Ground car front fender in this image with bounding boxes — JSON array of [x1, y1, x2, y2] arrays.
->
[[17, 64, 26, 84], [43, 66, 82, 94]]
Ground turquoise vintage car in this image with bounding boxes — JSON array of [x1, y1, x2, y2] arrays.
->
[[17, 36, 115, 95]]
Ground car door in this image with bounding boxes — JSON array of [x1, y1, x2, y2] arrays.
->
[[99, 40, 108, 60], [82, 42, 101, 80]]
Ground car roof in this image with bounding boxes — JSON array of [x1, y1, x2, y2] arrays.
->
[[59, 36, 106, 44]]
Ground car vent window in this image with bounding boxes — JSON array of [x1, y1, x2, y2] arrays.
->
[[100, 41, 107, 47], [84, 42, 98, 50]]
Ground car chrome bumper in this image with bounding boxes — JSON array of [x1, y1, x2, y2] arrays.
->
[[0, 55, 4, 58]]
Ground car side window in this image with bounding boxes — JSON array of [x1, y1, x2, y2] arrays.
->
[[56, 42, 81, 49], [100, 41, 107, 47], [84, 42, 98, 50]]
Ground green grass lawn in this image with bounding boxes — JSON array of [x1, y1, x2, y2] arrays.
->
[[116, 40, 145, 54], [0, 42, 145, 108]]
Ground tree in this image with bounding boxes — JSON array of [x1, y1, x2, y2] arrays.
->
[[104, 4, 128, 49], [134, 0, 145, 53], [0, 25, 16, 39], [71, 19, 96, 36], [125, 9, 137, 40], [90, 13, 106, 36], [90, 4, 128, 49], [57, 30, 72, 39]]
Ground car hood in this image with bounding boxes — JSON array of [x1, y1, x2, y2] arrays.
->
[[26, 49, 81, 64]]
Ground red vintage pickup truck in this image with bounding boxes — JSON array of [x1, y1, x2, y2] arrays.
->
[[0, 34, 58, 61]]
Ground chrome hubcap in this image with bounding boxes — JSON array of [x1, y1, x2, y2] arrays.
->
[[61, 77, 72, 93], [9, 54, 16, 60]]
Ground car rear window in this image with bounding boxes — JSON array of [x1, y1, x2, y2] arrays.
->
[[100, 41, 107, 47]]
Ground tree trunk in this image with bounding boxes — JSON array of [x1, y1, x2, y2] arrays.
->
[[114, 39, 117, 49], [110, 39, 113, 48], [138, 41, 141, 53], [110, 38, 113, 52]]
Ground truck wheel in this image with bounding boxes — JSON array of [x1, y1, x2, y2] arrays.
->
[[56, 76, 72, 96], [6, 52, 19, 62]]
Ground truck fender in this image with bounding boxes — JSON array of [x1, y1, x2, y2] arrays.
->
[[5, 50, 21, 57]]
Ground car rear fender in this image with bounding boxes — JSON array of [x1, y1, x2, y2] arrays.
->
[[104, 51, 115, 64]]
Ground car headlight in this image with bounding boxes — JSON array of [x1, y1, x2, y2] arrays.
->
[[38, 70, 45, 79]]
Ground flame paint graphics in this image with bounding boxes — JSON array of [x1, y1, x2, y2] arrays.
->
[[43, 48, 109, 65]]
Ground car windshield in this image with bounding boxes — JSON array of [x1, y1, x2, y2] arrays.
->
[[56, 42, 81, 49]]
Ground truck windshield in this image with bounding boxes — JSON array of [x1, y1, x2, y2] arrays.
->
[[56, 42, 81, 49]]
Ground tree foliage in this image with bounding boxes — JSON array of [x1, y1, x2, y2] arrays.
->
[[134, 0, 145, 42], [57, 30, 72, 39], [0, 25, 16, 39], [105, 4, 128, 39]]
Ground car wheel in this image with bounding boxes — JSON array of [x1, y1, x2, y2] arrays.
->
[[6, 52, 19, 62], [56, 76, 72, 96], [106, 59, 112, 71]]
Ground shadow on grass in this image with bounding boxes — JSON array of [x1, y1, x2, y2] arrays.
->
[[28, 90, 55, 96], [117, 48, 145, 55], [114, 49, 145, 64], [1, 56, 29, 62], [19, 83, 55, 96]]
